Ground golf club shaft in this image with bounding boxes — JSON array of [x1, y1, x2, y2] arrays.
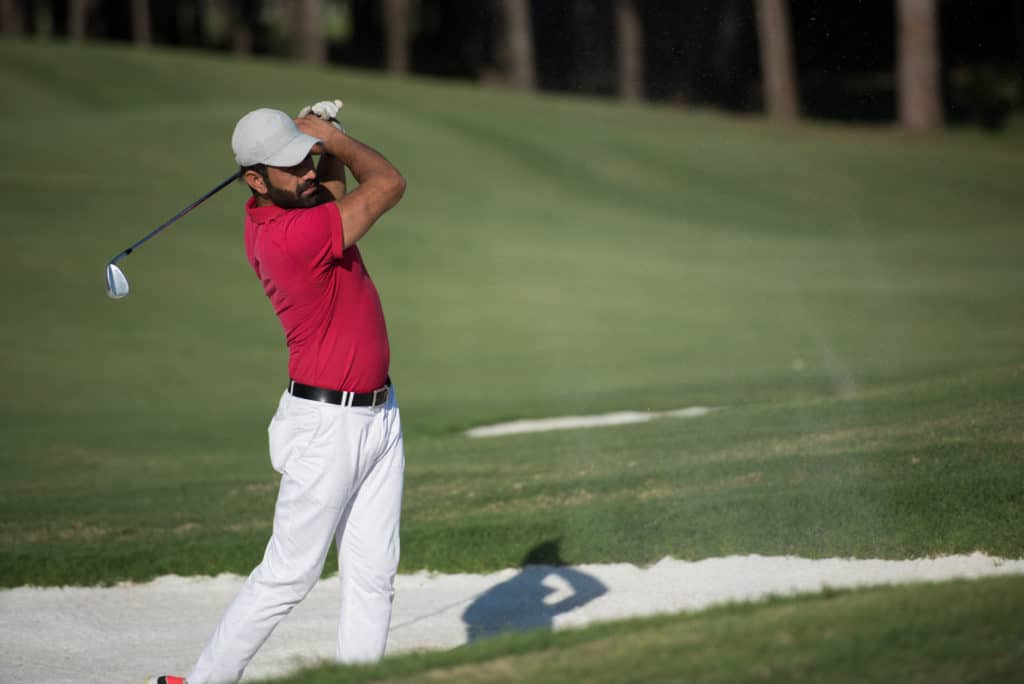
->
[[110, 171, 241, 264]]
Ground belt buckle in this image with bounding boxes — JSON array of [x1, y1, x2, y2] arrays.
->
[[373, 386, 388, 406]]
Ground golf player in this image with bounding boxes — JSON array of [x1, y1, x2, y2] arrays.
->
[[149, 101, 407, 684]]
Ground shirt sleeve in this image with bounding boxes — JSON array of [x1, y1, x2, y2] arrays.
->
[[284, 202, 345, 270]]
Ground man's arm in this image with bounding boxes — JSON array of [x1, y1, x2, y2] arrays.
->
[[315, 152, 347, 202], [296, 116, 405, 249]]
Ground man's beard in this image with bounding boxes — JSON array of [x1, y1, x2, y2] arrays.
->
[[267, 179, 322, 209]]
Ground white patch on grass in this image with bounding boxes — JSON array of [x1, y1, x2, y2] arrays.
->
[[2, 553, 1022, 683], [466, 406, 715, 438]]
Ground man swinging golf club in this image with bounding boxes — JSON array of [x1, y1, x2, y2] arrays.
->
[[148, 100, 406, 684]]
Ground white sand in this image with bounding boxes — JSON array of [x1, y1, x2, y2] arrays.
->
[[465, 407, 715, 437], [2, 553, 1022, 683]]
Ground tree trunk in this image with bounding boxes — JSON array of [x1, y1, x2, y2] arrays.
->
[[1013, 0, 1023, 109], [292, 0, 326, 64], [187, 0, 206, 46], [754, 0, 800, 120], [232, 0, 259, 55], [0, 0, 25, 34], [615, 0, 644, 101], [69, 0, 91, 42], [200, 0, 229, 48], [897, 0, 942, 132], [131, 0, 151, 45], [713, 0, 744, 108], [383, 0, 412, 75], [499, 0, 535, 90]]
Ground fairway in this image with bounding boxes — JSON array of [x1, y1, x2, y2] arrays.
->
[[0, 36, 1023, 682], [2, 37, 1023, 582]]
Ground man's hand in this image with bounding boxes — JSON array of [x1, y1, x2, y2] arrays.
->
[[298, 99, 345, 132], [295, 115, 346, 156]]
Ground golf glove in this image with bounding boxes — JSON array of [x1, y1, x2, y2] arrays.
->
[[298, 99, 345, 132]]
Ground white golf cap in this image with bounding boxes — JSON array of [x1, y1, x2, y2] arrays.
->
[[231, 108, 321, 167]]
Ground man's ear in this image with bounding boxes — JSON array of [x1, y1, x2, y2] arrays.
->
[[244, 169, 267, 195]]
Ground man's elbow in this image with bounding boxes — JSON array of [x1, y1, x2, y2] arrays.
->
[[389, 170, 407, 205]]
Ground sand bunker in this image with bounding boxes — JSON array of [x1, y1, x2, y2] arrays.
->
[[2, 553, 1022, 683], [466, 407, 715, 437]]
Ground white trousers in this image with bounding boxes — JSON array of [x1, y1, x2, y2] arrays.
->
[[187, 388, 405, 684]]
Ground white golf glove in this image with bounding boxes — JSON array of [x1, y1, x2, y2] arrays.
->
[[298, 99, 345, 132]]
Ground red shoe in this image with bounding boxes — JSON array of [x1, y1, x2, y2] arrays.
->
[[145, 677, 186, 684]]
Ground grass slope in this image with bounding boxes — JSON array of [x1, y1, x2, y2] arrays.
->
[[263, 575, 1024, 684], [0, 39, 1022, 586]]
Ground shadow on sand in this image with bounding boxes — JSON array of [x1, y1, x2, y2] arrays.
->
[[461, 539, 608, 642]]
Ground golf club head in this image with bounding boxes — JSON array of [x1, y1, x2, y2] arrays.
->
[[102, 171, 240, 302], [105, 263, 130, 299]]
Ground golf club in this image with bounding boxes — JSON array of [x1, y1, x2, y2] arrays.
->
[[105, 170, 241, 299]]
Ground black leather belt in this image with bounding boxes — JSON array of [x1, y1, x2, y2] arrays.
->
[[288, 377, 391, 407]]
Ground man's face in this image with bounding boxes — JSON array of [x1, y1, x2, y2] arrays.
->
[[254, 154, 321, 209]]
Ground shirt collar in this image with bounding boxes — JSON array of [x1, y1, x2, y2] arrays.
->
[[246, 196, 288, 224]]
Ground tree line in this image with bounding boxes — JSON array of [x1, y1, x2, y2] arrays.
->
[[1, 1, 1021, 132]]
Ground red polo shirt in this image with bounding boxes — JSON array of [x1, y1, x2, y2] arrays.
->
[[244, 197, 389, 393]]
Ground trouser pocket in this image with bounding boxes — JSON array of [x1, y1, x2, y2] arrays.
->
[[268, 393, 322, 474]]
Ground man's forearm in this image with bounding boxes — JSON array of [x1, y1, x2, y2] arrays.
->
[[316, 153, 347, 202], [322, 131, 401, 186]]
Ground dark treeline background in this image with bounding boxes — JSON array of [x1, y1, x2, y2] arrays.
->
[[1, 0, 1021, 132]]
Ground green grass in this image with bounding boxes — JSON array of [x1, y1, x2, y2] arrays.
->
[[260, 575, 1024, 683], [0, 38, 1022, 587]]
